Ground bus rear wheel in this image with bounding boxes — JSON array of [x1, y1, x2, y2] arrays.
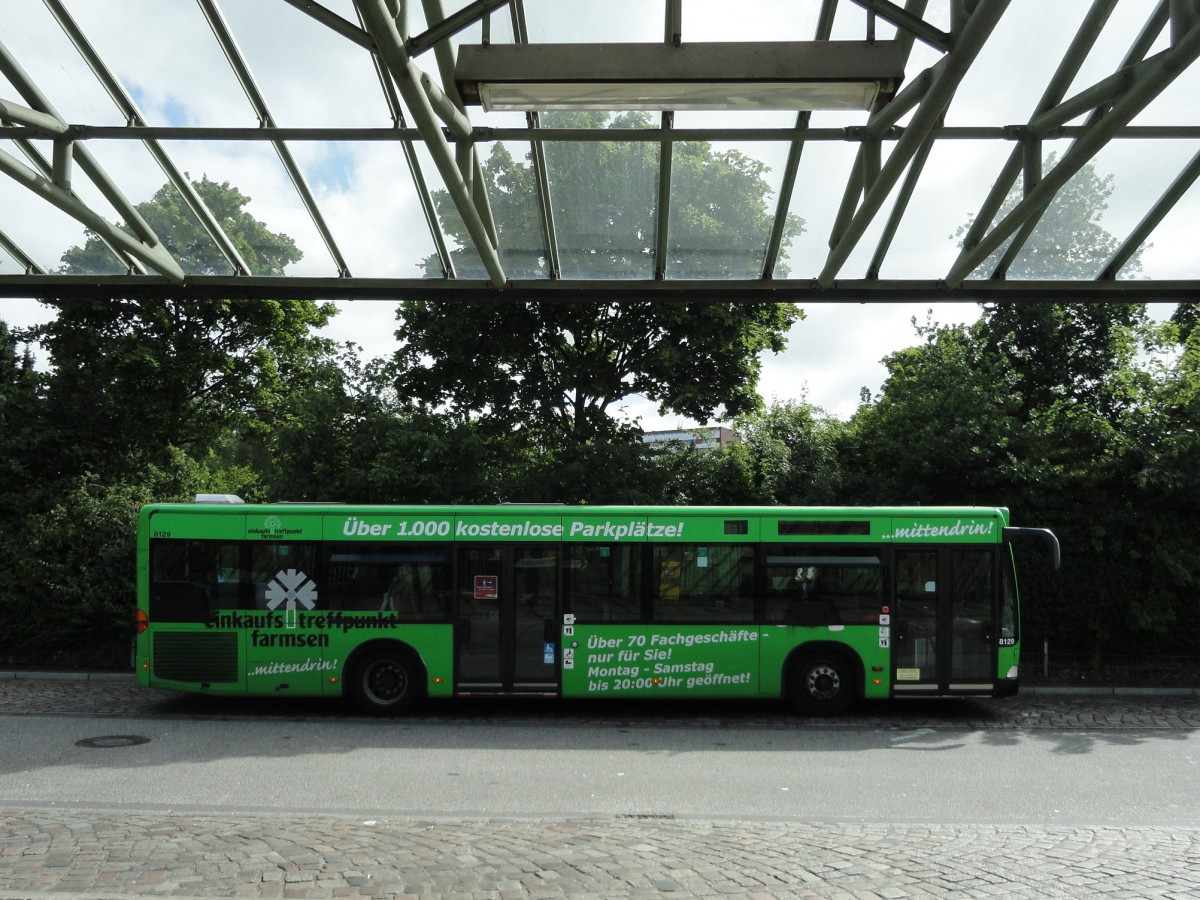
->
[[351, 650, 422, 716], [788, 653, 854, 716]]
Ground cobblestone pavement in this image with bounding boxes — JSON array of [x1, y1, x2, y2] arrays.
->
[[2, 677, 1199, 898]]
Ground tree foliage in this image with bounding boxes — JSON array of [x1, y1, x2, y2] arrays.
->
[[396, 113, 803, 450], [30, 177, 336, 478]]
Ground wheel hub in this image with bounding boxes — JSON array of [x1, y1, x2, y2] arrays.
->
[[805, 664, 841, 701]]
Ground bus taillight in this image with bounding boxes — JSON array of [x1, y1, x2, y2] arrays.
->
[[135, 609, 149, 635]]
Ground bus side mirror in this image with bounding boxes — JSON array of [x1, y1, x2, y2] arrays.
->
[[1003, 527, 1061, 570]]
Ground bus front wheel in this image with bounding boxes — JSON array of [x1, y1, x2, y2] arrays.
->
[[351, 649, 423, 716], [788, 653, 854, 716]]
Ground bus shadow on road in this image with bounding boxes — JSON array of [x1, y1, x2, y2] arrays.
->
[[149, 690, 1021, 728]]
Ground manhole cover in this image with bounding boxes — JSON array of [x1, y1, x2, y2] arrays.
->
[[75, 735, 151, 748]]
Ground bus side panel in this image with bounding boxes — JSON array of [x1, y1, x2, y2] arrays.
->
[[560, 624, 761, 698], [758, 627, 891, 701], [328, 625, 456, 699], [996, 642, 1020, 696]]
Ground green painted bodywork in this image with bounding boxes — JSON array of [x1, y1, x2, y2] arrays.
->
[[136, 503, 1016, 702]]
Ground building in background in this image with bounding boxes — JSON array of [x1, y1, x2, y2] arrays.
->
[[641, 426, 740, 451]]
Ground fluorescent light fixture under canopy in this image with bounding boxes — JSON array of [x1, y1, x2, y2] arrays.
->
[[455, 41, 906, 112]]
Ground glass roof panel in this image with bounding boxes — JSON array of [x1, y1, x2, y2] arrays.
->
[[944, 0, 1094, 127], [665, 115, 793, 279], [148, 139, 327, 277], [519, 0, 661, 42], [879, 139, 1016, 280], [0, 0, 1192, 313], [287, 140, 440, 279], [0, 0, 128, 127], [216, 0, 394, 129], [1135, 144, 1200, 281], [542, 112, 657, 280], [683, 0, 825, 41], [473, 138, 547, 279], [777, 139, 861, 280], [48, 0, 259, 128], [1129, 29, 1200, 126]]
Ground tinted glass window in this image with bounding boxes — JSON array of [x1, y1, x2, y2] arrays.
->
[[652, 544, 754, 623], [323, 544, 452, 621], [564, 544, 643, 622], [764, 547, 883, 626]]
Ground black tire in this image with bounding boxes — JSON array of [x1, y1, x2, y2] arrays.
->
[[788, 653, 855, 716], [350, 649, 423, 716]]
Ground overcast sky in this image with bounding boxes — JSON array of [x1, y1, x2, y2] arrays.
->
[[1, 0, 1196, 428]]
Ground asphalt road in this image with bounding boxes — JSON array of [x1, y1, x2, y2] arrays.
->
[[1, 677, 1198, 897]]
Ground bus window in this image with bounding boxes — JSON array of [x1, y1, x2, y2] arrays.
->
[[1000, 548, 1018, 644], [651, 544, 754, 623], [950, 549, 996, 677], [764, 548, 883, 626], [149, 539, 243, 621], [322, 544, 451, 620], [564, 544, 642, 622], [244, 543, 320, 610]]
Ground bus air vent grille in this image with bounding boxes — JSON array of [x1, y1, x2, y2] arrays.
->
[[153, 632, 239, 683]]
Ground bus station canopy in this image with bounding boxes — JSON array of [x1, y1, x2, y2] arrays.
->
[[0, 0, 1198, 305]]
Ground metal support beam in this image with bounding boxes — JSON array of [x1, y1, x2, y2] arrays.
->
[[866, 118, 936, 279], [849, 0, 951, 52], [762, 112, 807, 280], [0, 37, 161, 257], [3, 274, 1197, 304], [42, 0, 255, 276], [0, 227, 46, 275], [197, 0, 352, 276], [508, 0, 559, 280], [654, 111, 674, 281], [0, 147, 184, 282], [279, 0, 374, 50], [955, 0, 1121, 269], [423, 0, 499, 249], [0, 97, 68, 134], [358, 4, 455, 279], [355, 0, 507, 288], [819, 0, 1009, 287], [407, 0, 510, 57], [947, 17, 1200, 286]]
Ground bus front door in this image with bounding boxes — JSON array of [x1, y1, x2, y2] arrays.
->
[[892, 549, 998, 694], [456, 546, 560, 693]]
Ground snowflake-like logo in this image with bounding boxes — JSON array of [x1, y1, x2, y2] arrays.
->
[[265, 569, 318, 615]]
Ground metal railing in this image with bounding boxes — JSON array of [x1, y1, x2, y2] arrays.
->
[[1021, 638, 1200, 686]]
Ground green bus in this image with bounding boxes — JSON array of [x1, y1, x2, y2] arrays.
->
[[135, 499, 1059, 715]]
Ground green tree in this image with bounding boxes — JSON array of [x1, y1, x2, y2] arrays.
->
[[262, 344, 495, 504], [397, 113, 803, 457], [0, 449, 215, 666], [31, 177, 336, 477], [0, 321, 43, 515], [733, 399, 846, 505], [955, 153, 1148, 415], [843, 317, 1023, 505]]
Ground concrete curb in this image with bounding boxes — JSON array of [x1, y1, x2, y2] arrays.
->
[[1022, 684, 1200, 698]]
